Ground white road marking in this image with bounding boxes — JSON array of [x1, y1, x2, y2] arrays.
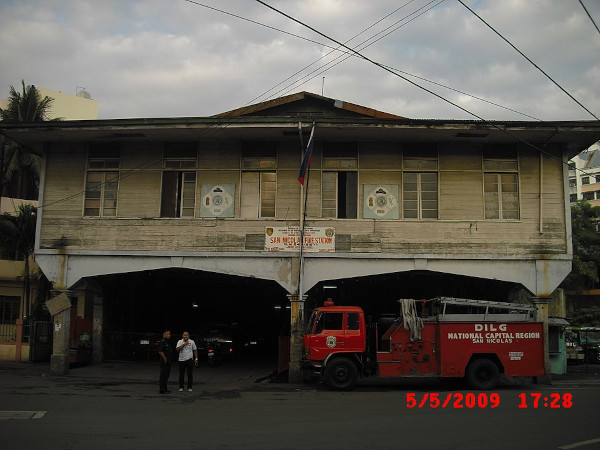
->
[[559, 438, 600, 449], [0, 411, 47, 420]]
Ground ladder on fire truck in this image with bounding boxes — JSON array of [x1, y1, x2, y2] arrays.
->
[[432, 297, 535, 322]]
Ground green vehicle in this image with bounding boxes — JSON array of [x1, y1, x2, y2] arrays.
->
[[566, 327, 600, 364]]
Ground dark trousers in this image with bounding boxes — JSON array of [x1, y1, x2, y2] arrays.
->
[[179, 358, 194, 389], [159, 361, 170, 393]]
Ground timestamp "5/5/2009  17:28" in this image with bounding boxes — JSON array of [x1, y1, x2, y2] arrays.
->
[[405, 392, 573, 409]]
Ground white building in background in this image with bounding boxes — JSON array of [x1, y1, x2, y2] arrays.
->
[[569, 141, 600, 207], [36, 87, 98, 121]]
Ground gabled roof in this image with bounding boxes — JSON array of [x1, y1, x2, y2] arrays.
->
[[212, 91, 406, 120]]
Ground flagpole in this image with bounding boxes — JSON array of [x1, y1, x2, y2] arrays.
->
[[298, 122, 305, 301], [298, 122, 315, 306]]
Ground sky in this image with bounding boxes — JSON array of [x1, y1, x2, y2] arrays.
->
[[1, 0, 599, 121]]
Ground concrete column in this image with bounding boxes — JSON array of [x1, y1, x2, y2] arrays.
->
[[92, 293, 103, 364], [287, 293, 306, 383], [531, 297, 552, 384], [46, 290, 73, 375], [15, 319, 23, 362]]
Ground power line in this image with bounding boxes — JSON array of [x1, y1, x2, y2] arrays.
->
[[183, 0, 338, 52], [579, 0, 600, 38], [253, 0, 597, 177], [183, 0, 544, 122], [457, 0, 599, 121], [254, 0, 518, 125], [258, 0, 542, 121], [255, 0, 445, 103], [246, 0, 423, 105]]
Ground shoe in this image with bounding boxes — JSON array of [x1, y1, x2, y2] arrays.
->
[[178, 388, 183, 392], [188, 388, 192, 392], [160, 390, 170, 394]]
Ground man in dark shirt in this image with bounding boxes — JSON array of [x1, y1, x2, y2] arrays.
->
[[158, 329, 172, 394]]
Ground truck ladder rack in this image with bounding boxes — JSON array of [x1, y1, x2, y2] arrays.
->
[[432, 297, 535, 313]]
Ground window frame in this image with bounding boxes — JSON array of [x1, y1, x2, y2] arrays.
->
[[84, 144, 121, 217], [482, 146, 520, 220], [402, 172, 438, 219], [0, 296, 20, 325], [321, 171, 358, 219]]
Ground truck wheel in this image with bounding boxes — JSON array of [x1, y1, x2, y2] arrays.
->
[[467, 358, 500, 390], [324, 358, 358, 390]]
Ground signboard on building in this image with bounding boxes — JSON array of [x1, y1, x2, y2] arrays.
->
[[265, 227, 335, 252]]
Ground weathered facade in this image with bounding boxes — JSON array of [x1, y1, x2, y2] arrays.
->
[[2, 92, 599, 377]]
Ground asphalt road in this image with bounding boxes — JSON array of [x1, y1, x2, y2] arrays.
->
[[1, 362, 599, 450]]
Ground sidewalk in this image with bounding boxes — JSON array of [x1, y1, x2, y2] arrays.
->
[[1, 359, 599, 390], [0, 357, 289, 393]]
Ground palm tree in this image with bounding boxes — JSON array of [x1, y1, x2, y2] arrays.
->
[[0, 203, 38, 318], [0, 80, 55, 209]]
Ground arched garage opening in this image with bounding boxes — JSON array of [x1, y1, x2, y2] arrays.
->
[[95, 269, 290, 365], [305, 270, 529, 318]]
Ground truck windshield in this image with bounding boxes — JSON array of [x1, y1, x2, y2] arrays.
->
[[306, 311, 318, 334]]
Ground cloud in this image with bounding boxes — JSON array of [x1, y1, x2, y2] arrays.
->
[[1, 0, 599, 121]]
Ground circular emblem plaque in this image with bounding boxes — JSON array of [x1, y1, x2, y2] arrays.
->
[[326, 335, 337, 348]]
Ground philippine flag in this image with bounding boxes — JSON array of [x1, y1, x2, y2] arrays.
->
[[297, 124, 315, 185]]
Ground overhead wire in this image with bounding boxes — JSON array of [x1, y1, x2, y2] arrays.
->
[[246, 0, 422, 105], [457, 0, 599, 121], [257, 0, 542, 121], [253, 0, 599, 177], [183, 0, 542, 122], [579, 0, 600, 38], [265, 0, 447, 102]]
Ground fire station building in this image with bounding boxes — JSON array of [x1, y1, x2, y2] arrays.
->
[[2, 91, 599, 380]]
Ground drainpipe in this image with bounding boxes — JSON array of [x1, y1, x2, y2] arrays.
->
[[539, 151, 544, 234]]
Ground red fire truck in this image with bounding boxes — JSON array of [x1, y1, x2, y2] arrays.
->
[[302, 297, 545, 390]]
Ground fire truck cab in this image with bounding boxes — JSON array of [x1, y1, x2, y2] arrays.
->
[[303, 298, 545, 390]]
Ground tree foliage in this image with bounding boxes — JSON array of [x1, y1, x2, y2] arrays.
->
[[562, 201, 600, 291], [0, 203, 37, 260], [0, 80, 55, 198]]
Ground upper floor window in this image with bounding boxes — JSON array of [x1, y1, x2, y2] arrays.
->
[[240, 142, 277, 218], [403, 172, 438, 219], [322, 171, 358, 219], [483, 145, 518, 171], [322, 142, 358, 169], [582, 177, 590, 185], [483, 145, 519, 220], [241, 142, 277, 169], [321, 143, 358, 219], [403, 143, 438, 170], [484, 173, 519, 219], [84, 144, 120, 217], [402, 144, 438, 219], [163, 143, 197, 169], [161, 143, 198, 218]]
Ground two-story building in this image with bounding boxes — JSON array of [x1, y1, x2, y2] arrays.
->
[[2, 91, 599, 378]]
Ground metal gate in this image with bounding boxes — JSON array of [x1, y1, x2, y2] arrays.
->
[[30, 321, 53, 362]]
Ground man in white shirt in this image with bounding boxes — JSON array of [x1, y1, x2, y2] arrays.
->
[[175, 331, 198, 392]]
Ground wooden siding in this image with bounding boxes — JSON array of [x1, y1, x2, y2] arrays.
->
[[38, 141, 568, 256]]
